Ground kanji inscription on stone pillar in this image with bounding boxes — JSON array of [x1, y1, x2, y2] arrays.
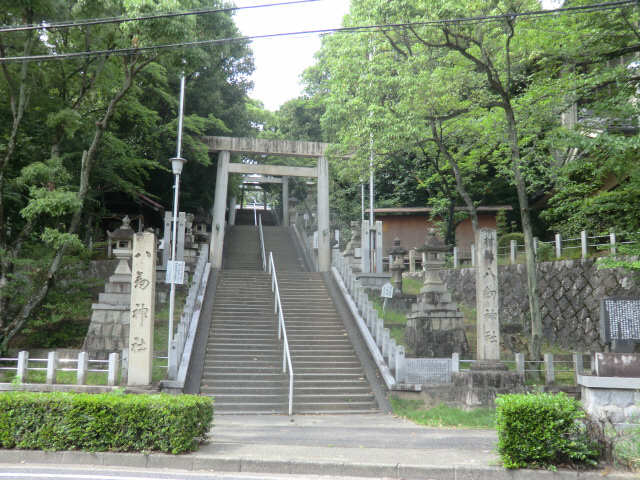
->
[[128, 231, 156, 386], [476, 228, 500, 361]]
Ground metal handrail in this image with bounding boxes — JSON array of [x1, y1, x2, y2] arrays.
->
[[253, 201, 257, 226], [258, 215, 267, 272], [268, 251, 294, 416]]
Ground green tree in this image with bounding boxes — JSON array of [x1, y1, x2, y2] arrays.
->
[[0, 0, 253, 353]]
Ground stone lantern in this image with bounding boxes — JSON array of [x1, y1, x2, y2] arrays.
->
[[388, 237, 408, 295], [406, 228, 468, 357], [342, 220, 362, 273], [107, 216, 134, 275], [193, 210, 210, 244]]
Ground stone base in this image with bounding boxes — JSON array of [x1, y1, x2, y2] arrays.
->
[[356, 272, 392, 291], [405, 325, 469, 358], [453, 369, 524, 407], [578, 375, 640, 429], [384, 295, 415, 313]]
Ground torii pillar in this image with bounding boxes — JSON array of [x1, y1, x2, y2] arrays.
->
[[317, 157, 330, 271], [282, 176, 289, 227], [210, 150, 229, 268]]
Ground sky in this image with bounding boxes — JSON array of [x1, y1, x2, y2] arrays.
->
[[233, 0, 351, 111], [232, 0, 563, 112]]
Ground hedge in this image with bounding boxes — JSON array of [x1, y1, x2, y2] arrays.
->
[[0, 391, 213, 454], [495, 392, 598, 469]]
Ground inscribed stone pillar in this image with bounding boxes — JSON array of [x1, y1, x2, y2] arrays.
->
[[476, 228, 500, 362], [409, 249, 416, 273], [128, 231, 156, 386], [176, 211, 186, 261], [210, 151, 230, 269], [361, 219, 371, 273], [317, 156, 330, 271], [162, 211, 171, 267], [375, 221, 383, 273], [282, 176, 289, 227]]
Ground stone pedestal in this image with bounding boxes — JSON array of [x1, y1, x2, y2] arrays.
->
[[453, 367, 524, 407], [406, 229, 468, 358], [83, 261, 132, 359]]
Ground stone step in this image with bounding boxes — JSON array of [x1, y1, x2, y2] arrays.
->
[[201, 372, 286, 381]]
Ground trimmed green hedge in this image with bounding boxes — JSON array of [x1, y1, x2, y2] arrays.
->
[[0, 391, 213, 454], [496, 393, 598, 469]]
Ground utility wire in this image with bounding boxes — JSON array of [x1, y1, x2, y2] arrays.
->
[[0, 0, 323, 33], [0, 0, 637, 63]]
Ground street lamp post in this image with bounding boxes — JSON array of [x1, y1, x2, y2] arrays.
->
[[168, 74, 187, 376]]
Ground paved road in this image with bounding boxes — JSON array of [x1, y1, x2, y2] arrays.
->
[[0, 465, 382, 480], [204, 413, 498, 467]]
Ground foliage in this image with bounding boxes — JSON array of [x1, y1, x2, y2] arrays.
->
[[390, 396, 495, 429], [0, 0, 254, 353], [0, 391, 213, 454], [495, 393, 598, 469]]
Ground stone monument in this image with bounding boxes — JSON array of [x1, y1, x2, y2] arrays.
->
[[128, 231, 157, 386], [406, 229, 468, 357], [453, 228, 523, 406]]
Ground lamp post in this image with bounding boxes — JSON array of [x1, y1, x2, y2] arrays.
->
[[168, 74, 187, 375]]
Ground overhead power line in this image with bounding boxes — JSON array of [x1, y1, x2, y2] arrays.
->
[[0, 0, 323, 33], [0, 0, 637, 63]]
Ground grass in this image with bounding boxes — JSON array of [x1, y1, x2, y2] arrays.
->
[[615, 426, 640, 472], [390, 395, 496, 429], [402, 276, 423, 296]]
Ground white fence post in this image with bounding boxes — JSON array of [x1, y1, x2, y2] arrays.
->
[[46, 351, 58, 385], [453, 247, 458, 268], [610, 232, 617, 256], [77, 351, 88, 385], [581, 230, 588, 259], [108, 352, 120, 386], [16, 351, 28, 382], [510, 240, 517, 264], [573, 352, 584, 383], [451, 352, 460, 374], [544, 353, 555, 384], [515, 352, 525, 376], [409, 249, 416, 273], [533, 236, 539, 255], [555, 233, 562, 259], [395, 346, 406, 383], [471, 244, 476, 266]]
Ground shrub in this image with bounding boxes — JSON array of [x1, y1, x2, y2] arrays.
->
[[498, 232, 524, 249], [495, 393, 598, 469], [0, 391, 213, 454]]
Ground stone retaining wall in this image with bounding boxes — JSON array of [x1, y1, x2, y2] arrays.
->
[[430, 259, 640, 351]]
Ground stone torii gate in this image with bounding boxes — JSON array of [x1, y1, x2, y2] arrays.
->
[[203, 136, 331, 272]]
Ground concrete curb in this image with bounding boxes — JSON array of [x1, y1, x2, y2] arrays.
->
[[0, 449, 635, 479]]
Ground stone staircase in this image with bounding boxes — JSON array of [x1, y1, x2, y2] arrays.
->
[[199, 222, 379, 414], [278, 271, 378, 413]]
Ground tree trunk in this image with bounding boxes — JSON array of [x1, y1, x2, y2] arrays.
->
[[504, 104, 542, 361], [430, 121, 479, 234]]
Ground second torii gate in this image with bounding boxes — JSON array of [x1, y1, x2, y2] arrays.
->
[[203, 136, 331, 272]]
